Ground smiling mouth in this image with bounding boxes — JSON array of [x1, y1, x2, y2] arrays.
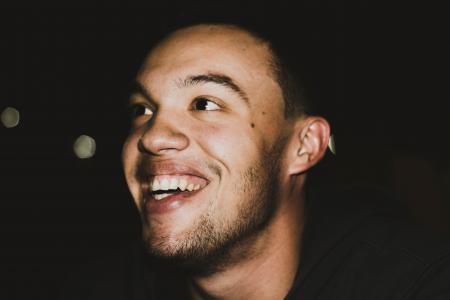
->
[[145, 175, 209, 201]]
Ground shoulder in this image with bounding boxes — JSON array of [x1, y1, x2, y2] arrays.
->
[[342, 185, 450, 279], [299, 184, 450, 299], [353, 214, 450, 299]]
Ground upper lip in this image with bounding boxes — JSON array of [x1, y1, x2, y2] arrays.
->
[[136, 160, 211, 183]]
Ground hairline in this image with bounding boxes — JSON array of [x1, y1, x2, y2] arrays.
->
[[155, 23, 306, 119], [194, 23, 306, 119]]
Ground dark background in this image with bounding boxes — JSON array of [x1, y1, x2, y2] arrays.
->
[[1, 5, 449, 299]]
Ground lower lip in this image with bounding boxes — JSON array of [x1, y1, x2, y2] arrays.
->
[[144, 188, 205, 214]]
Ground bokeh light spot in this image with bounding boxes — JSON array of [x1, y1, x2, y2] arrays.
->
[[328, 134, 336, 155], [1, 107, 20, 128], [73, 135, 96, 159]]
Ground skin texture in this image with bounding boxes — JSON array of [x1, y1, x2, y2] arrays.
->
[[122, 24, 330, 300]]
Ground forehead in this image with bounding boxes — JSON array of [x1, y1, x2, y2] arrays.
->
[[144, 25, 272, 72], [136, 25, 281, 105]]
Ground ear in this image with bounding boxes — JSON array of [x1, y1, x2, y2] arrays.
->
[[287, 116, 331, 175]]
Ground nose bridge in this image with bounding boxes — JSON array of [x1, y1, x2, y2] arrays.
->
[[139, 109, 189, 155]]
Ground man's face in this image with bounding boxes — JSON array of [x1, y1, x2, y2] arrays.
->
[[122, 25, 289, 266]]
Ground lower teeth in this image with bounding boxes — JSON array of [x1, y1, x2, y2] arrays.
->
[[152, 189, 189, 201], [154, 193, 171, 200]]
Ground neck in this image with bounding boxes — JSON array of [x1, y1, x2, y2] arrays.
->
[[188, 182, 305, 300]]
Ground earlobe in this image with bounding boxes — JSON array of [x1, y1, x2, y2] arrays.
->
[[288, 116, 330, 175]]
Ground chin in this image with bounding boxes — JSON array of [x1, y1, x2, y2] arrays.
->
[[141, 218, 199, 256]]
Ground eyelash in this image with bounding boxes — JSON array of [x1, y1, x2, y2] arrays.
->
[[129, 103, 153, 119], [191, 97, 221, 111], [128, 97, 222, 119]]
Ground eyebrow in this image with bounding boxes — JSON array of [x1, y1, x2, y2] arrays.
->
[[129, 73, 250, 105], [181, 73, 250, 104]]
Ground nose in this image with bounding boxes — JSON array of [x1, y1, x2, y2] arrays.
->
[[138, 113, 189, 156]]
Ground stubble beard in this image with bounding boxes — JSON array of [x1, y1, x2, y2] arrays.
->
[[142, 143, 284, 275]]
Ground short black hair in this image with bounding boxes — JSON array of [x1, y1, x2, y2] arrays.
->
[[149, 5, 320, 119], [129, 5, 339, 187]]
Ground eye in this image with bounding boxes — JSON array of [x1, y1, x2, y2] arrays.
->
[[129, 104, 153, 118], [193, 97, 221, 111]]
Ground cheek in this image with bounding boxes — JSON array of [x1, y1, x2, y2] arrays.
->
[[194, 122, 261, 174], [193, 123, 265, 221]]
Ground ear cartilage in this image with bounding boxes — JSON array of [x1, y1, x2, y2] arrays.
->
[[328, 134, 336, 155]]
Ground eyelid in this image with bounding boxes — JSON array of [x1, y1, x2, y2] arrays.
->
[[129, 92, 157, 109], [129, 98, 156, 109]]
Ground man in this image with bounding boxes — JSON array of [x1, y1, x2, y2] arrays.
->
[[61, 21, 450, 300], [122, 23, 330, 299]]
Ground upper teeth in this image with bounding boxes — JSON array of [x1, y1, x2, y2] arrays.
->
[[150, 176, 204, 192]]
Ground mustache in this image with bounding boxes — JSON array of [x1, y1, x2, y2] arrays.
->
[[134, 156, 221, 183]]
